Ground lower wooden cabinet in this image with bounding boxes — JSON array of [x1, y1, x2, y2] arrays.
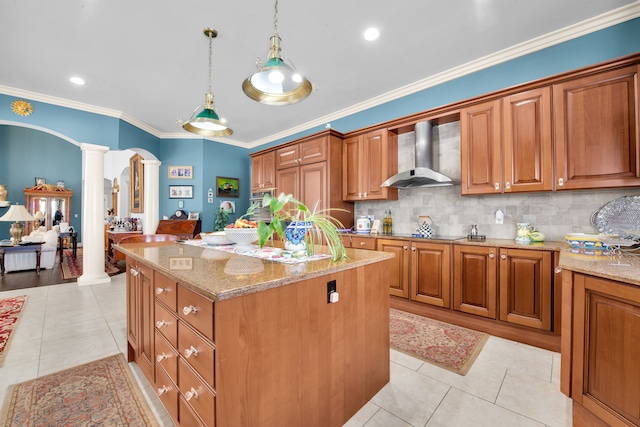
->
[[453, 245, 552, 331], [126, 257, 155, 381], [378, 239, 451, 308], [563, 272, 640, 427]]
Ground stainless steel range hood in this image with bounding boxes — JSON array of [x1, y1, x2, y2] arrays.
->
[[381, 121, 459, 188]]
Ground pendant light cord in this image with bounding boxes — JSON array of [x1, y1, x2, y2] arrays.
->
[[273, 0, 279, 36], [208, 31, 213, 94]]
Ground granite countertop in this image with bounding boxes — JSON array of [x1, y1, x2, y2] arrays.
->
[[115, 242, 394, 301], [558, 247, 640, 286]]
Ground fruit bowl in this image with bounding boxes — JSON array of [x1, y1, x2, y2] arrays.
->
[[224, 227, 259, 249], [200, 231, 232, 246]]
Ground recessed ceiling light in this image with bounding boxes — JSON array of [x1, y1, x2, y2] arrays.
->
[[69, 76, 85, 85], [363, 28, 379, 41]]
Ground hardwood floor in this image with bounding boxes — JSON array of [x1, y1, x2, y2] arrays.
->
[[0, 251, 125, 292]]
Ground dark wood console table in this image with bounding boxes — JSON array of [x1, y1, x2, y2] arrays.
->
[[155, 219, 201, 239], [58, 231, 78, 263], [0, 242, 45, 276]]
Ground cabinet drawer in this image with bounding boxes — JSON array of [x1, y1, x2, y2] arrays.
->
[[155, 301, 178, 347], [351, 236, 376, 250], [155, 361, 179, 425], [154, 272, 177, 311], [179, 395, 206, 427], [178, 322, 215, 386], [178, 285, 214, 341], [179, 359, 216, 427], [155, 330, 178, 383]]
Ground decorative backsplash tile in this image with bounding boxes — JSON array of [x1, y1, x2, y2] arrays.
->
[[356, 122, 639, 241]]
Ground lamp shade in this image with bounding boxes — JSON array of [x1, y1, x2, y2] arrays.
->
[[0, 204, 35, 222], [34, 211, 45, 220]]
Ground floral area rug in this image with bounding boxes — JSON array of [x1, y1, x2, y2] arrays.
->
[[0, 354, 160, 426], [390, 308, 489, 375], [61, 250, 121, 280], [0, 295, 27, 367]]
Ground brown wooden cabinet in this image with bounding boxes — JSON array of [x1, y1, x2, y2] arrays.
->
[[563, 272, 640, 426], [250, 151, 276, 192], [24, 187, 73, 234], [378, 238, 451, 308], [460, 87, 552, 195], [553, 65, 640, 190], [453, 245, 553, 331], [275, 131, 354, 229], [126, 256, 155, 382], [155, 219, 201, 239], [342, 129, 398, 201]]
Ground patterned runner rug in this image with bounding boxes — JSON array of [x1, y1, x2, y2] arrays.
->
[[0, 354, 160, 426], [60, 250, 121, 279], [0, 295, 27, 367], [390, 308, 489, 375]]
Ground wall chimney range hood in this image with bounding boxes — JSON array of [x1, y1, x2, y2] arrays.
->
[[381, 121, 458, 188]]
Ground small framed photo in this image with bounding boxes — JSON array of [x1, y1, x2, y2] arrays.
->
[[168, 166, 193, 179], [35, 177, 46, 186], [56, 180, 65, 188], [216, 176, 239, 197], [169, 185, 193, 199], [220, 200, 235, 213], [188, 211, 200, 220]]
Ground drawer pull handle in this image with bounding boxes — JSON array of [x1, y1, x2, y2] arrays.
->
[[156, 352, 168, 362], [156, 320, 168, 328], [157, 385, 169, 396], [360, 241, 366, 246], [183, 305, 198, 316], [129, 267, 140, 276], [155, 287, 167, 295], [184, 346, 199, 358], [185, 387, 199, 401]]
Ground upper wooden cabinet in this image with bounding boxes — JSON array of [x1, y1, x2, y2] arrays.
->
[[276, 136, 327, 170], [250, 151, 275, 192], [460, 87, 552, 195], [342, 129, 398, 201], [554, 65, 640, 190]]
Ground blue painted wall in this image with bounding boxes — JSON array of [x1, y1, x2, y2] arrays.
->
[[2, 17, 640, 239]]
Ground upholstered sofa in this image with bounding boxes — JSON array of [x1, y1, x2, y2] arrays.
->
[[3, 228, 58, 272]]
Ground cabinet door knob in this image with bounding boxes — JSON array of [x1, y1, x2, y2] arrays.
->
[[501, 252, 507, 260], [155, 287, 167, 295], [157, 386, 169, 396], [184, 345, 199, 358], [403, 245, 408, 250], [494, 182, 500, 191], [129, 267, 140, 276], [183, 305, 198, 316], [411, 246, 416, 251], [184, 387, 199, 401], [505, 182, 511, 190], [555, 266, 562, 274], [156, 352, 168, 362], [363, 192, 367, 198], [156, 320, 168, 328], [489, 252, 495, 259], [558, 178, 564, 187], [357, 192, 362, 199]]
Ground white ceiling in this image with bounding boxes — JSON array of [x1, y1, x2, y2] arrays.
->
[[1, 0, 638, 147]]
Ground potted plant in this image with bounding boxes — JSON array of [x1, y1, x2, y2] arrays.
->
[[249, 193, 349, 261], [213, 208, 229, 231]]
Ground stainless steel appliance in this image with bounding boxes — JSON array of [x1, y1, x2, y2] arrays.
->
[[249, 189, 275, 222]]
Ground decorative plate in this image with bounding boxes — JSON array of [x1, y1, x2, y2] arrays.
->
[[591, 196, 640, 240], [11, 99, 33, 117]]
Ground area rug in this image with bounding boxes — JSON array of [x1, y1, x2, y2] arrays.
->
[[390, 308, 489, 375], [61, 251, 121, 280], [0, 354, 160, 426], [0, 295, 27, 368]]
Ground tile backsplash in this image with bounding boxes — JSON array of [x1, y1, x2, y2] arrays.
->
[[354, 122, 639, 241]]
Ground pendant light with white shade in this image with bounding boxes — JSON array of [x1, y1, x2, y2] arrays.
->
[[178, 28, 232, 137], [242, 0, 312, 105]]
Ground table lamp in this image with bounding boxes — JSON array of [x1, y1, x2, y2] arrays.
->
[[0, 204, 35, 244], [34, 210, 45, 228]]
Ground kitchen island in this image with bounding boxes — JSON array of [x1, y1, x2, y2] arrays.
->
[[116, 241, 393, 427], [558, 247, 640, 427]]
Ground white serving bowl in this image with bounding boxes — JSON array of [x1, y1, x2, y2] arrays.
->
[[200, 231, 233, 245], [224, 227, 259, 249]]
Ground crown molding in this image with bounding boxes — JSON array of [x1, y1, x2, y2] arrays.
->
[[2, 1, 639, 150]]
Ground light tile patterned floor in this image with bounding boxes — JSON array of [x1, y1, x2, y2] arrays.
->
[[0, 276, 572, 427]]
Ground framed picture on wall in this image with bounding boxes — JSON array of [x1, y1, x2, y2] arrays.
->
[[168, 165, 193, 179], [169, 185, 193, 199], [35, 177, 46, 186], [188, 211, 200, 220], [216, 176, 239, 197], [129, 154, 144, 213]]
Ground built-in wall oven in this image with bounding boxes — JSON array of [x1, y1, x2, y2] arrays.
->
[[249, 189, 275, 222]]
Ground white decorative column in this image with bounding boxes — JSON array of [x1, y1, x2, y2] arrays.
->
[[142, 159, 161, 234], [78, 143, 111, 286]]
